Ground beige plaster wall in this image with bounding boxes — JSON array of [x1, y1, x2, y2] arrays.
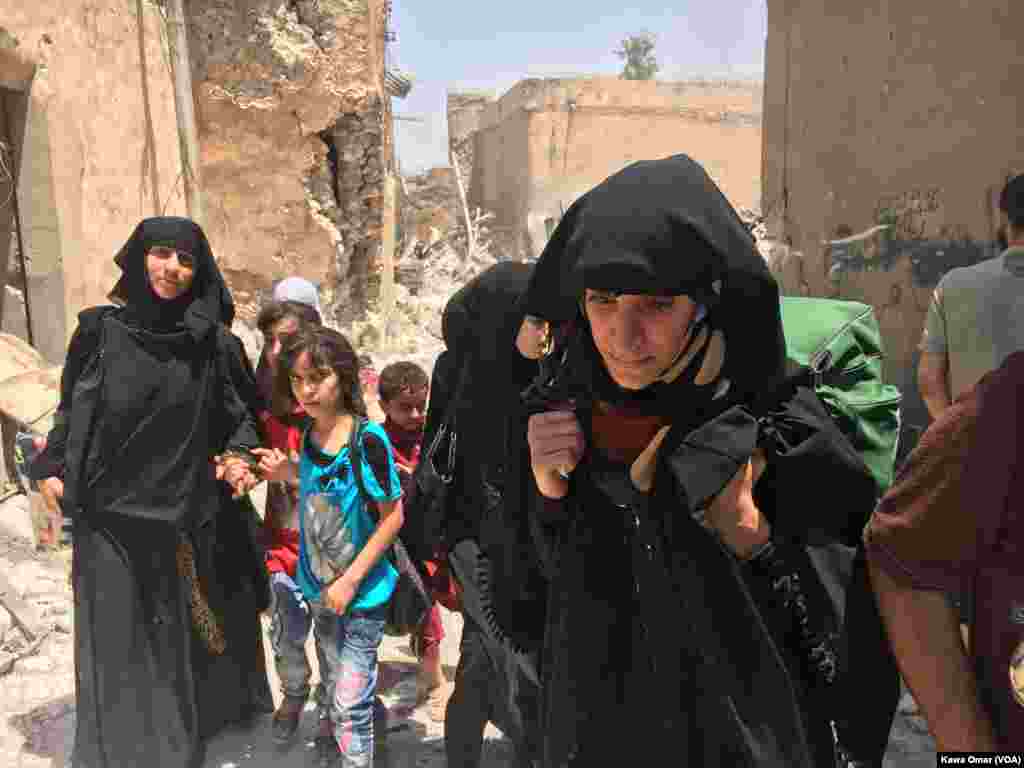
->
[[763, 0, 1024, 295], [762, 0, 1024, 442], [465, 77, 763, 258], [470, 108, 532, 247], [0, 0, 186, 362]]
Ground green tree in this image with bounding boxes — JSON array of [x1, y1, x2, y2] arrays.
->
[[615, 33, 659, 80]]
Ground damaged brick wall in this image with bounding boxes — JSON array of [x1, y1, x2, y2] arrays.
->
[[187, 0, 393, 327], [325, 100, 390, 322]]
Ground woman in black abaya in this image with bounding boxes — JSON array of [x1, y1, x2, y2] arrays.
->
[[493, 156, 898, 767], [31, 217, 273, 768]]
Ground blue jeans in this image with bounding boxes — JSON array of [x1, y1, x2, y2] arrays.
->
[[269, 573, 345, 712], [269, 572, 314, 700], [311, 599, 387, 768]]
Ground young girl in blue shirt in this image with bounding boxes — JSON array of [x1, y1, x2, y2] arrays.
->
[[255, 325, 404, 768]]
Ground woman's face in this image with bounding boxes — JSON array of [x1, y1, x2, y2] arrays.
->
[[145, 246, 195, 300], [584, 289, 698, 390], [289, 350, 341, 420]]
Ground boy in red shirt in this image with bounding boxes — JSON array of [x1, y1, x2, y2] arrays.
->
[[377, 361, 452, 721]]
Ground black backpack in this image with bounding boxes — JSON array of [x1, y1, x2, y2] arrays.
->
[[347, 420, 432, 636]]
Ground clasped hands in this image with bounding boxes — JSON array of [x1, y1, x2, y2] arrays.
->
[[214, 447, 301, 498]]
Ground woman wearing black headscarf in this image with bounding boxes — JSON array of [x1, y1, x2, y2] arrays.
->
[[494, 156, 896, 767], [30, 217, 273, 768], [413, 261, 544, 768]]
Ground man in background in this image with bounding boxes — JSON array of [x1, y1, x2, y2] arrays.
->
[[918, 174, 1024, 418]]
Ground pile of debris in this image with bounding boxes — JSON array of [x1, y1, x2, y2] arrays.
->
[[350, 230, 500, 376], [0, 526, 71, 678], [350, 167, 510, 375], [738, 207, 767, 242], [401, 169, 461, 246]]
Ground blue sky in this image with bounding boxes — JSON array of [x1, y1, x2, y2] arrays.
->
[[388, 1, 767, 173]]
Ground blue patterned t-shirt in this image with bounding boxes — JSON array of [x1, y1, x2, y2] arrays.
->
[[296, 419, 402, 612]]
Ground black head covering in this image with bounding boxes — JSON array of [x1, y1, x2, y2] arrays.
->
[[438, 260, 538, 467], [442, 262, 536, 364], [108, 217, 235, 341], [411, 261, 537, 561], [523, 154, 785, 423]]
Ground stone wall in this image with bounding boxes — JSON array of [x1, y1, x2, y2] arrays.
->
[[0, 0, 186, 363], [188, 0, 393, 326], [762, 0, 1024, 441], [452, 77, 763, 258]]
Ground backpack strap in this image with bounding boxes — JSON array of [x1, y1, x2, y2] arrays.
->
[[347, 418, 373, 518]]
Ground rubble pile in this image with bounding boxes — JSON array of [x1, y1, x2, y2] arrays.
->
[[738, 207, 768, 242], [350, 239, 500, 376], [401, 169, 461, 247]]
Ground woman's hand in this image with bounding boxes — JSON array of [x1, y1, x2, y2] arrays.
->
[[251, 447, 298, 486], [324, 575, 357, 616], [227, 463, 260, 499], [527, 407, 585, 499], [214, 454, 261, 498], [706, 450, 770, 559]]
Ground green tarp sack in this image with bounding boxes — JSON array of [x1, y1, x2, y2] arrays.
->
[[779, 297, 902, 494]]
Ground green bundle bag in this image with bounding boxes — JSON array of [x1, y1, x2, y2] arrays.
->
[[779, 297, 903, 494]]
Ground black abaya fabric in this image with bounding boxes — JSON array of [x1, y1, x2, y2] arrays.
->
[[413, 262, 545, 761], [425, 260, 540, 549], [494, 157, 895, 767], [35, 217, 272, 768]]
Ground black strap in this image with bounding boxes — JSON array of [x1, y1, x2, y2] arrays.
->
[[422, 355, 468, 476], [347, 418, 372, 516], [348, 419, 404, 572]]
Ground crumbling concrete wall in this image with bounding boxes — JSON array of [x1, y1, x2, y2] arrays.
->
[[762, 0, 1024, 441], [188, 0, 393, 325], [452, 77, 763, 258], [0, 1, 186, 362]]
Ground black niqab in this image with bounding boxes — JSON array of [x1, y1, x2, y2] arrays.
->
[[109, 216, 235, 341]]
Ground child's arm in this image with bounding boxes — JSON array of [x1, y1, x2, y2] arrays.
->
[[325, 499, 404, 615]]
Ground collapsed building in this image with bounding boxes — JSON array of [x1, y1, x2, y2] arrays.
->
[[448, 76, 764, 259], [188, 0, 409, 328], [0, 0, 409, 485], [0, 0, 408, 354]]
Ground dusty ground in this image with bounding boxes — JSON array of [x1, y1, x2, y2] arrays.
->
[[0, 491, 935, 767], [0, 491, 517, 768]]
